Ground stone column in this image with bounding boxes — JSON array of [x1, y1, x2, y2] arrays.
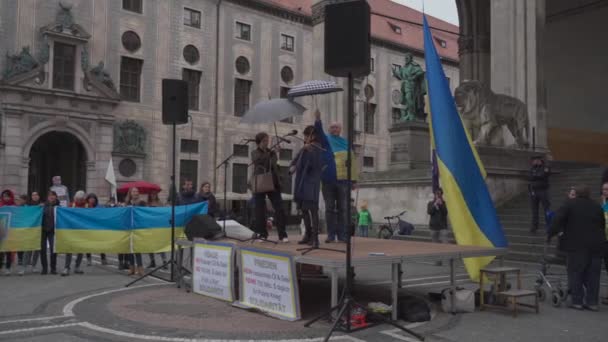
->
[[456, 0, 491, 86], [491, 0, 547, 150]]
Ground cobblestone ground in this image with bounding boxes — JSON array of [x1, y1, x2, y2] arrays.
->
[[0, 254, 607, 341]]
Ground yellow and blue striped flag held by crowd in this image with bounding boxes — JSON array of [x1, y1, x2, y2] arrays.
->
[[0, 206, 42, 252], [423, 16, 507, 281]]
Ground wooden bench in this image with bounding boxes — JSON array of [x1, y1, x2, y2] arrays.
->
[[480, 267, 539, 317]]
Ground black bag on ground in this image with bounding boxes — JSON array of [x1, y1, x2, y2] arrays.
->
[[185, 214, 222, 240], [397, 295, 431, 322]]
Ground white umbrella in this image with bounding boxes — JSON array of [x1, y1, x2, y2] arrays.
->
[[240, 98, 306, 124]]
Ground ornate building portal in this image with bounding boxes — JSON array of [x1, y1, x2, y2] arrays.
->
[[28, 131, 87, 199]]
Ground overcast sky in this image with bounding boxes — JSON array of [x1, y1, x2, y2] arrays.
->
[[392, 0, 459, 25]]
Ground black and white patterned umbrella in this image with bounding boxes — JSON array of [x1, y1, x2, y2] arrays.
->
[[287, 80, 343, 98]]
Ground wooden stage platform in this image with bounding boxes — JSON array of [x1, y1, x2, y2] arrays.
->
[[177, 235, 507, 319]]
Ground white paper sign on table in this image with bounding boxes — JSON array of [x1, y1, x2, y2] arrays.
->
[[237, 247, 301, 321], [193, 241, 234, 302]]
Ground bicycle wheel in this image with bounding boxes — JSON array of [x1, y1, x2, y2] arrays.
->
[[377, 226, 393, 239]]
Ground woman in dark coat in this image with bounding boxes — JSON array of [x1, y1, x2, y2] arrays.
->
[[197, 182, 219, 217], [293, 125, 325, 248], [251, 132, 288, 242]]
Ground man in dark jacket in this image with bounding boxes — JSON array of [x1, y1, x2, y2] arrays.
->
[[177, 180, 198, 205], [41, 191, 59, 275], [428, 188, 448, 265], [529, 156, 551, 233], [548, 186, 606, 311]]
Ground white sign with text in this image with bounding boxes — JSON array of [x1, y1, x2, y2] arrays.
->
[[237, 248, 300, 321], [193, 241, 234, 302]]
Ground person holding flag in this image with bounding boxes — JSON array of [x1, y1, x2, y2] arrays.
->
[[423, 15, 507, 280]]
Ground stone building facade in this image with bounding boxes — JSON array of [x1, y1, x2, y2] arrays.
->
[[0, 0, 459, 205]]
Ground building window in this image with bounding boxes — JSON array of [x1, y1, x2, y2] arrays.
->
[[121, 31, 141, 52], [279, 166, 292, 194], [180, 139, 199, 154], [388, 22, 402, 34], [281, 66, 294, 84], [280, 87, 293, 123], [363, 156, 374, 168], [118, 158, 137, 177], [435, 37, 447, 48], [52, 42, 76, 90], [120, 57, 143, 102], [236, 22, 251, 41], [184, 8, 201, 28], [280, 34, 294, 52], [183, 45, 200, 64], [370, 57, 375, 72], [180, 160, 198, 190], [364, 103, 376, 134], [122, 0, 142, 13], [233, 144, 249, 157], [232, 163, 248, 194], [235, 56, 250, 75], [234, 79, 252, 117], [279, 149, 292, 161], [182, 69, 201, 110]]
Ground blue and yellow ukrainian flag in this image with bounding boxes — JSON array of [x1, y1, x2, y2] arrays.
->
[[132, 202, 207, 253], [0, 206, 42, 252], [56, 207, 132, 253], [424, 16, 507, 281]]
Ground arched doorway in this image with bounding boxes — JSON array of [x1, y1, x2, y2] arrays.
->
[[28, 131, 87, 200]]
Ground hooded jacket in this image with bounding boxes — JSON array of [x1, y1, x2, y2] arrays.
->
[[0, 189, 16, 207]]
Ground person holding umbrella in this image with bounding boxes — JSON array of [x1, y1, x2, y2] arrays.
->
[[250, 132, 288, 242]]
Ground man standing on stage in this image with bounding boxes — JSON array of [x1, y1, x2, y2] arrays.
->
[[314, 110, 358, 243], [50, 176, 70, 207], [529, 156, 551, 233]]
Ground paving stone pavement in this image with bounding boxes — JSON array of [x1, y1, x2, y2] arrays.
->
[[0, 254, 607, 341]]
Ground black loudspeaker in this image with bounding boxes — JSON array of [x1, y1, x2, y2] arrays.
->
[[185, 215, 222, 240], [324, 0, 371, 77], [162, 79, 189, 125]]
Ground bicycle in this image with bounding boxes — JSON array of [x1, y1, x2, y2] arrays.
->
[[376, 210, 407, 239]]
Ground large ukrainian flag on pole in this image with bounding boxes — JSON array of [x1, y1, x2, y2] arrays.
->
[[423, 16, 507, 281]]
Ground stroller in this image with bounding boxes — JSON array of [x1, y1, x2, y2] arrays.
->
[[534, 210, 569, 307]]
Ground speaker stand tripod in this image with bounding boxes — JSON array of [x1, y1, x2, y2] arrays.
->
[[303, 73, 424, 341], [126, 121, 182, 287]]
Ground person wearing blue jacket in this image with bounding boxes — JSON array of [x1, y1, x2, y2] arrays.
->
[[313, 110, 358, 243]]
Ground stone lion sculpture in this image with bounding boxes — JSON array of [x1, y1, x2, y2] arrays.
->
[[454, 80, 530, 148]]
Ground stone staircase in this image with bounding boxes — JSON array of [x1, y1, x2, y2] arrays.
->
[[392, 163, 605, 263]]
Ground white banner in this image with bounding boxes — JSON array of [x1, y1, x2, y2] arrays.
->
[[193, 241, 234, 302], [237, 247, 301, 321]]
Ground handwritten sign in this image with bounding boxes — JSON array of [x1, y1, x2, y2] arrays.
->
[[193, 241, 234, 302], [237, 247, 300, 321]]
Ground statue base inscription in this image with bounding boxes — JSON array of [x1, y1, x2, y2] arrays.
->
[[389, 121, 430, 170]]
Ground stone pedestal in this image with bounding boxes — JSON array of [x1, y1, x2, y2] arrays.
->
[[388, 121, 430, 170]]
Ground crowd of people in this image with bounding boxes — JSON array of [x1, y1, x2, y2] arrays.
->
[[0, 176, 219, 277]]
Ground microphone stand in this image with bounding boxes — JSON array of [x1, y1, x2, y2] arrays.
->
[[215, 140, 257, 243]]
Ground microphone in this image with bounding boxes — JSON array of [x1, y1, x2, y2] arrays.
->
[[287, 130, 298, 136], [277, 137, 291, 144]]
